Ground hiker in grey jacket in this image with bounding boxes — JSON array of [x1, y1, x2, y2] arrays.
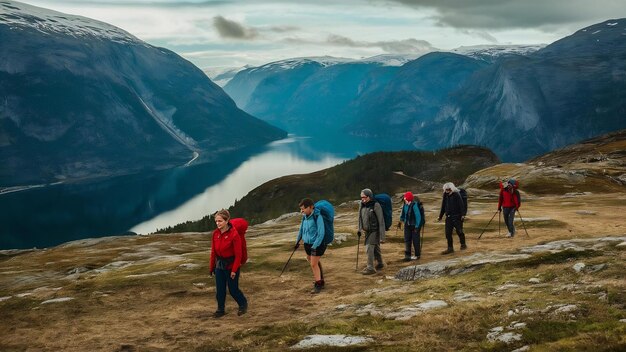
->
[[358, 188, 385, 275]]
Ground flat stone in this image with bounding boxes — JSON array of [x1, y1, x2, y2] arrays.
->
[[553, 304, 578, 314], [0, 296, 12, 302], [291, 335, 373, 349], [528, 278, 541, 284], [41, 297, 74, 304]]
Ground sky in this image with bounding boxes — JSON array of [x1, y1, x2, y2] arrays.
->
[[21, 0, 626, 70]]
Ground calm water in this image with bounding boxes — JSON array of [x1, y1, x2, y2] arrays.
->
[[0, 133, 414, 249]]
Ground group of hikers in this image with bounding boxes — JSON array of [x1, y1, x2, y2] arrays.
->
[[208, 178, 522, 317]]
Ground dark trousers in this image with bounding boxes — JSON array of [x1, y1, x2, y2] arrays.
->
[[503, 207, 516, 235], [404, 224, 421, 257], [445, 215, 466, 249], [215, 268, 247, 312]]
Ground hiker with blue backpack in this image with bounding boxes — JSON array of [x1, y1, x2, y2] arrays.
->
[[437, 182, 468, 255], [398, 192, 423, 261], [295, 198, 330, 294], [358, 188, 386, 275]]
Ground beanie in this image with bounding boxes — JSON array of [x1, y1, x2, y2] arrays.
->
[[404, 191, 414, 202]]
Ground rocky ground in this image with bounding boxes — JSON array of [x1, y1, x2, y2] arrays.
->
[[1, 190, 625, 351]]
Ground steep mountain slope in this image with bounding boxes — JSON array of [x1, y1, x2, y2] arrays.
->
[[0, 1, 285, 186], [348, 52, 488, 139], [430, 19, 626, 161]]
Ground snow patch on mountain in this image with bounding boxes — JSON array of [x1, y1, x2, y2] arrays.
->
[[451, 44, 544, 60], [0, 0, 139, 44]]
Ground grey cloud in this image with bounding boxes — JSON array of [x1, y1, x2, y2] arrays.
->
[[269, 25, 300, 33], [213, 16, 259, 39], [388, 0, 626, 29], [326, 34, 435, 53], [459, 30, 498, 43]]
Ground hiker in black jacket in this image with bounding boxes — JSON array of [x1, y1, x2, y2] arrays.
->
[[437, 182, 467, 254]]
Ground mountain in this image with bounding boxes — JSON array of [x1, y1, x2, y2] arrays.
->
[[223, 20, 625, 162], [450, 44, 544, 62], [203, 65, 251, 87], [0, 1, 286, 186], [348, 52, 489, 139], [429, 19, 626, 161], [223, 55, 420, 131]]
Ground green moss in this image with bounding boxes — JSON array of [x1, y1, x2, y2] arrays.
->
[[513, 249, 601, 267]]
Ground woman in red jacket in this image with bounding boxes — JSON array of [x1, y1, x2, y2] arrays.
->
[[209, 209, 248, 318]]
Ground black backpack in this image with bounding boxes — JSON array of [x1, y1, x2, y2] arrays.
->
[[458, 188, 468, 215]]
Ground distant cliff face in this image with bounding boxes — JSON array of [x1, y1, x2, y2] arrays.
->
[[222, 20, 626, 162], [430, 19, 626, 161], [0, 1, 285, 186]]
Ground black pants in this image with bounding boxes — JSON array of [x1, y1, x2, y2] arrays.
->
[[404, 224, 420, 257], [215, 268, 247, 312], [445, 215, 466, 249]]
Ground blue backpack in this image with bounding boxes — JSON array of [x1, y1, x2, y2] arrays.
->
[[374, 193, 392, 231], [314, 200, 335, 245]]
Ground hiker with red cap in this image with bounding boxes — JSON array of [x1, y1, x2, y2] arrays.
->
[[398, 191, 423, 261]]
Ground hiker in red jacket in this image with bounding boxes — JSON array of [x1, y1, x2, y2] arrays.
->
[[498, 179, 521, 238], [209, 209, 248, 318]]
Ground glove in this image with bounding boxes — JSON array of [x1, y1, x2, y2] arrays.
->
[[294, 242, 300, 250], [498, 207, 502, 212], [396, 222, 402, 229], [357, 231, 362, 237]]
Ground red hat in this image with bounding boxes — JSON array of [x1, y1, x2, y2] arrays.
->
[[404, 192, 414, 202]]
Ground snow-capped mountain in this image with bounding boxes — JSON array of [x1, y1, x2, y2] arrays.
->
[[0, 1, 285, 186], [450, 44, 545, 62], [203, 65, 252, 87]]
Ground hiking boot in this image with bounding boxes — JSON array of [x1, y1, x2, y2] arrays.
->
[[237, 305, 248, 316], [361, 267, 376, 275], [460, 244, 467, 250], [441, 248, 454, 255], [310, 284, 322, 294], [213, 310, 225, 318], [403, 257, 412, 262], [411, 256, 420, 260], [375, 263, 385, 270]]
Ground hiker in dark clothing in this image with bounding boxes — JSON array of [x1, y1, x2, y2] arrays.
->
[[209, 209, 248, 318], [498, 178, 521, 238], [437, 182, 467, 254], [358, 188, 385, 275], [398, 191, 422, 261], [295, 198, 326, 294]]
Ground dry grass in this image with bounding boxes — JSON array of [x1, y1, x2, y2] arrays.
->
[[0, 191, 625, 351]]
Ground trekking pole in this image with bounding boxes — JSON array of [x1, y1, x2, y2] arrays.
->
[[498, 210, 501, 236], [279, 244, 298, 277], [516, 209, 530, 238], [478, 210, 499, 240], [355, 232, 361, 272]]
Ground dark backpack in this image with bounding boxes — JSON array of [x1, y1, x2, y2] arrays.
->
[[374, 193, 392, 231], [230, 218, 248, 264], [458, 188, 468, 215], [314, 200, 335, 245]]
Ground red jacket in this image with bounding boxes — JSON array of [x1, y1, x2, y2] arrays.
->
[[209, 224, 243, 273], [498, 188, 520, 209]]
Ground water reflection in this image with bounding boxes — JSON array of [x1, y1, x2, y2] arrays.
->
[[0, 133, 414, 249]]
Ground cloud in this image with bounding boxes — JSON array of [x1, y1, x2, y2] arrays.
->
[[388, 0, 626, 29], [326, 34, 436, 54], [213, 15, 259, 39]]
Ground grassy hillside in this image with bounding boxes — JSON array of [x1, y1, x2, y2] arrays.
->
[[158, 145, 499, 232]]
